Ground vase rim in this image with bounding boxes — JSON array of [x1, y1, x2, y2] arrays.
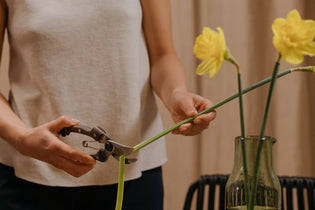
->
[[235, 135, 276, 143]]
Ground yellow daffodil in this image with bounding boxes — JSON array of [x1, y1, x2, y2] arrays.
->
[[272, 9, 315, 65], [193, 27, 226, 77]]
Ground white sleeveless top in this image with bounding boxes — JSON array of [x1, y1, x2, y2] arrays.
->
[[0, 0, 167, 186]]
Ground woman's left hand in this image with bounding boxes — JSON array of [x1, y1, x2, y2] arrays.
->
[[139, 0, 216, 136], [167, 89, 216, 136]]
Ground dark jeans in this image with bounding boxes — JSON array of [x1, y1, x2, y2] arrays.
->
[[0, 163, 163, 210]]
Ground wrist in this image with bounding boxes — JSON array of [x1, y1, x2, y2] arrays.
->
[[1, 123, 30, 148], [164, 87, 188, 111]]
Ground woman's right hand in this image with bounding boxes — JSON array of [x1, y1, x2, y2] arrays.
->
[[14, 116, 96, 177], [0, 3, 95, 178]]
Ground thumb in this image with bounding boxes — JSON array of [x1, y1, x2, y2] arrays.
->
[[180, 102, 198, 118], [46, 115, 80, 134]]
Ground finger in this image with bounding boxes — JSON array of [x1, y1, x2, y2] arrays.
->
[[46, 115, 80, 134], [178, 125, 207, 136], [174, 118, 212, 136], [178, 102, 198, 118], [193, 95, 214, 112], [50, 138, 96, 165], [172, 110, 216, 134], [172, 123, 193, 135], [193, 110, 217, 125], [49, 155, 95, 177]]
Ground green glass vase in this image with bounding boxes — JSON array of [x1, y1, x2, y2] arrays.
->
[[225, 136, 281, 210]]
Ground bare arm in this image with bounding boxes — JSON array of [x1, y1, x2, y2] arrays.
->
[[141, 0, 216, 136], [140, 0, 186, 107], [0, 0, 26, 146], [0, 0, 95, 177]]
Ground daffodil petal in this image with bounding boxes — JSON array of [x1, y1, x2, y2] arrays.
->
[[193, 35, 208, 60], [287, 9, 301, 21], [301, 41, 315, 56], [215, 57, 224, 74], [217, 27, 226, 53], [202, 27, 213, 35], [196, 59, 220, 78], [196, 59, 214, 75], [282, 49, 304, 65], [305, 20, 315, 34], [193, 28, 219, 60], [272, 19, 286, 38], [208, 61, 219, 78]]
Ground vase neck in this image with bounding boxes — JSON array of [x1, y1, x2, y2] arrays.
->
[[233, 136, 275, 174]]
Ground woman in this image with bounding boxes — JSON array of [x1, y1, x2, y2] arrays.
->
[[0, 0, 216, 209]]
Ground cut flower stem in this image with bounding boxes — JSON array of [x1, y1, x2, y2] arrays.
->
[[115, 155, 126, 210], [227, 53, 249, 204], [236, 71, 250, 204], [248, 54, 282, 210]]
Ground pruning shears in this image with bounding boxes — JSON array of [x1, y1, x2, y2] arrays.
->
[[60, 125, 137, 164]]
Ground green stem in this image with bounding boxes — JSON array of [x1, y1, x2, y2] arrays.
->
[[237, 71, 250, 205], [241, 138, 250, 207], [291, 65, 315, 73], [237, 73, 246, 137], [133, 68, 292, 153], [115, 155, 126, 210], [248, 54, 282, 210]]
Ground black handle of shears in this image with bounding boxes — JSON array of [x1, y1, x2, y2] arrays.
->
[[60, 125, 112, 162], [60, 125, 106, 141]]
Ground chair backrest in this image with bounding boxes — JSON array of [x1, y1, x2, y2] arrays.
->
[[183, 174, 229, 210], [183, 175, 315, 210], [279, 176, 315, 210]]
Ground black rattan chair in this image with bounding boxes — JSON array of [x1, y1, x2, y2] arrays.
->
[[183, 175, 315, 210]]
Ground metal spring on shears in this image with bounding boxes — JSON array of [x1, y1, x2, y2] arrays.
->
[[82, 140, 98, 150]]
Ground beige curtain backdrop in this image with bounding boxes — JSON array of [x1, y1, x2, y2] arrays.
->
[[161, 0, 315, 209], [0, 1, 314, 210]]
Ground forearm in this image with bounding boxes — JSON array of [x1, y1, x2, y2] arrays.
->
[[140, 0, 188, 109], [0, 93, 28, 146], [140, 0, 216, 135], [0, 1, 24, 145], [150, 53, 188, 110]]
